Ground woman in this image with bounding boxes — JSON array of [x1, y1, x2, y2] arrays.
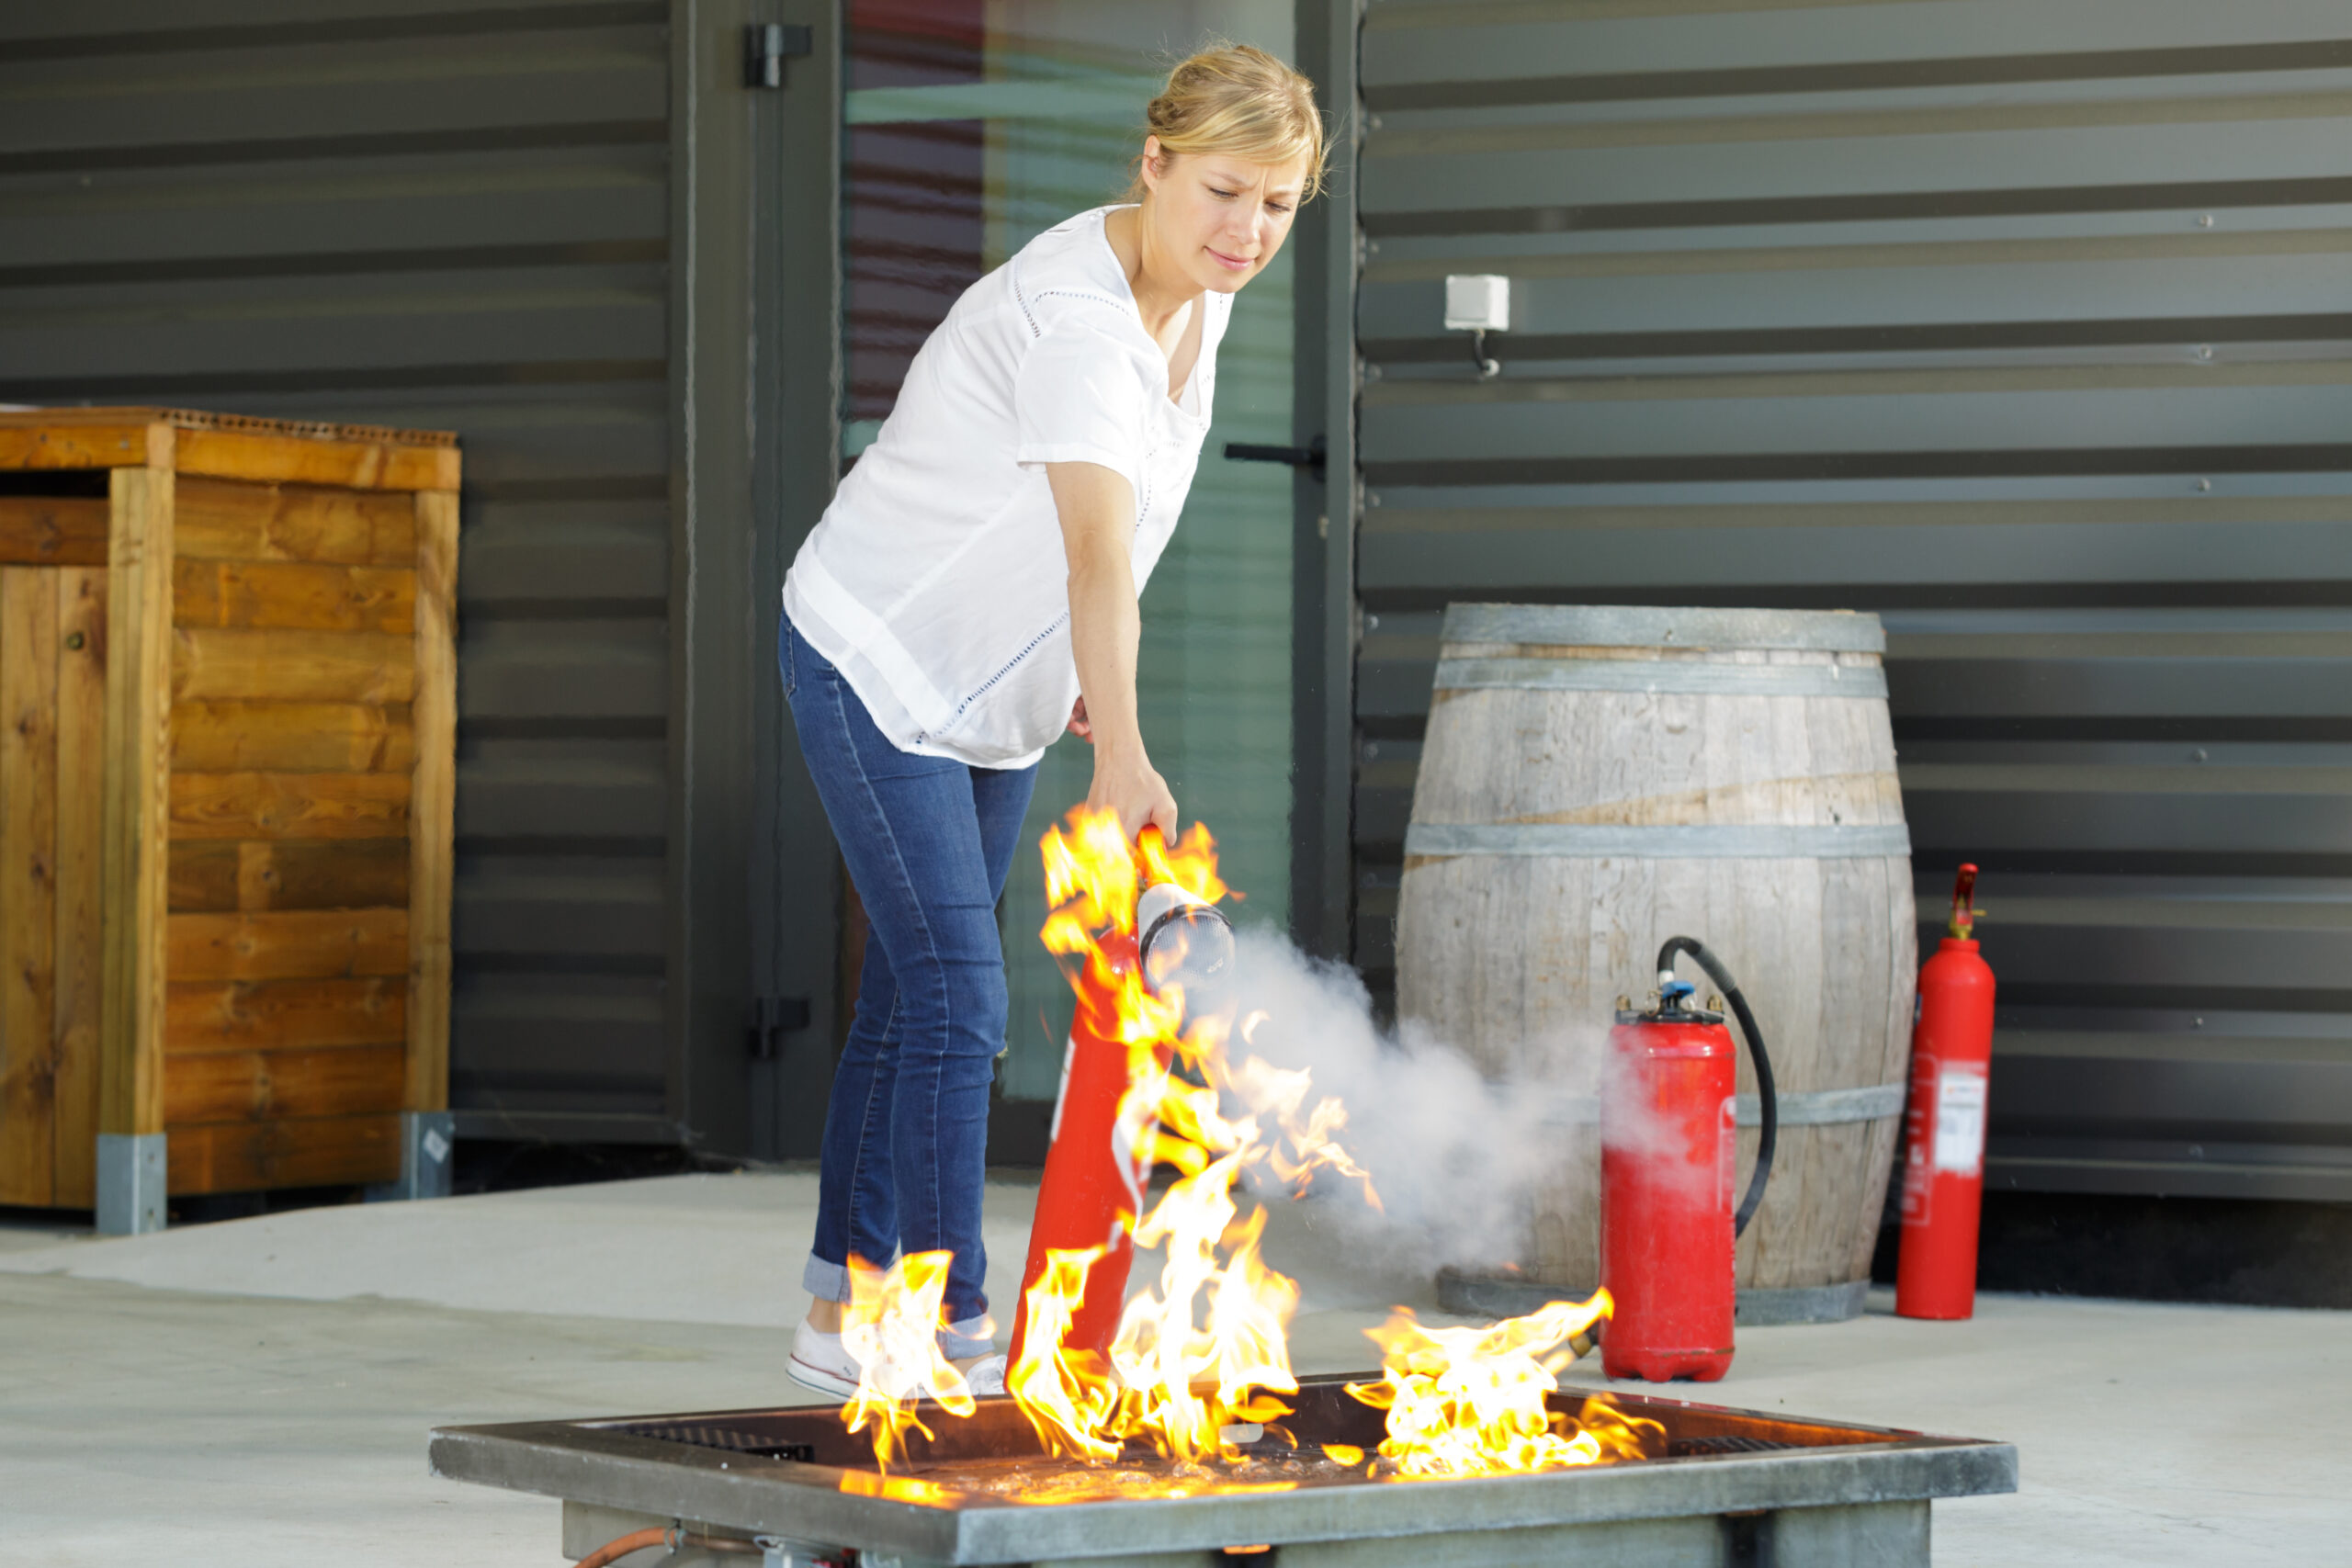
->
[[779, 43, 1324, 1396]]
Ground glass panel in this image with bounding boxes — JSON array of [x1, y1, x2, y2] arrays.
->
[[842, 1, 1297, 1100]]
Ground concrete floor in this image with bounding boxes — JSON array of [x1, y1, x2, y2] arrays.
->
[[2, 1171, 2344, 1566]]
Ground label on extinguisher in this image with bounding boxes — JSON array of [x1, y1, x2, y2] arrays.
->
[[1047, 1035, 1077, 1143], [1901, 1057, 1934, 1225], [1901, 1142, 1932, 1224], [1932, 1066, 1989, 1176]]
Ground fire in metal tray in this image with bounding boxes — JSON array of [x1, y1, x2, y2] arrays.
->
[[836, 1396, 1665, 1507], [435, 1377, 2018, 1563], [625, 1377, 1724, 1512], [851, 1450, 1362, 1508]]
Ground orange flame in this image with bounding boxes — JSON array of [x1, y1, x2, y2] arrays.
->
[[1107, 1149, 1302, 1461], [838, 1251, 977, 1472], [1345, 1292, 1658, 1475], [835, 1469, 963, 1507], [1225, 1046, 1379, 1205], [1004, 1247, 1126, 1461]]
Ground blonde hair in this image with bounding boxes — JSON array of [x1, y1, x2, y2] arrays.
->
[[1125, 44, 1327, 204]]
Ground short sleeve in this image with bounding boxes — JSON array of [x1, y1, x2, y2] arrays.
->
[[1013, 315, 1152, 492]]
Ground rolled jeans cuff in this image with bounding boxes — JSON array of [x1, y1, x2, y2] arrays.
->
[[803, 1252, 857, 1304], [940, 1313, 997, 1361], [804, 1254, 997, 1360]]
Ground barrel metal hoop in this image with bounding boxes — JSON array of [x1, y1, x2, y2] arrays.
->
[[1736, 1280, 1871, 1326], [1405, 823, 1913, 860], [1547, 1083, 1905, 1128], [1736, 1082, 1906, 1128], [1440, 604, 1886, 654], [1440, 1269, 1870, 1325], [1433, 658, 1887, 699]]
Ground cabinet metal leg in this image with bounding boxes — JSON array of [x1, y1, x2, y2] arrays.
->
[[95, 1133, 167, 1235], [367, 1111, 456, 1202]]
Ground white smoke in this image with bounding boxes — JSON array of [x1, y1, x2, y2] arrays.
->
[[1216, 926, 1599, 1298]]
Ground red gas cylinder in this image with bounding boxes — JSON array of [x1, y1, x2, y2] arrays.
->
[[1600, 1009, 1736, 1381], [1896, 865, 1997, 1321], [1600, 937, 1778, 1383]]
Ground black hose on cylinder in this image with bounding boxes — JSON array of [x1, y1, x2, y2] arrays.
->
[[1656, 936, 1778, 1238]]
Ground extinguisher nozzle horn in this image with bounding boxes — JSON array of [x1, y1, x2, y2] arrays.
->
[[1949, 863, 1982, 939], [1136, 882, 1236, 1006]]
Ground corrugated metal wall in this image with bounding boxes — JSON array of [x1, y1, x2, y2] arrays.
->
[[1349, 0, 2352, 1201], [0, 0, 679, 1134]]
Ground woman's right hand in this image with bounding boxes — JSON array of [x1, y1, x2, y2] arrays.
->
[[1087, 739, 1178, 845]]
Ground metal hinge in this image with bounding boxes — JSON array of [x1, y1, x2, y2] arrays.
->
[[744, 23, 814, 88], [748, 995, 812, 1058]]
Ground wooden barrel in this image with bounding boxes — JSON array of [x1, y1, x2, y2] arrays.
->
[[1398, 604, 1916, 1325]]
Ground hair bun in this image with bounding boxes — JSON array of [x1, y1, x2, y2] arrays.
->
[[1128, 43, 1326, 203]]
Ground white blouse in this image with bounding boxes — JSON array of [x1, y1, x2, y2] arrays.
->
[[783, 205, 1230, 770]]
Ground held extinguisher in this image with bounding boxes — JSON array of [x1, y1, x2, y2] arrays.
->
[[1600, 936, 1777, 1383], [1896, 865, 1996, 1321], [1006, 876, 1233, 1367]]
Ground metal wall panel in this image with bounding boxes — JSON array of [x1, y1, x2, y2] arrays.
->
[[1351, 0, 2352, 1201], [0, 0, 679, 1132]]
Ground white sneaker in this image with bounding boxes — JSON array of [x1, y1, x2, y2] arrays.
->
[[787, 1320, 863, 1399], [963, 1354, 1007, 1397], [788, 1321, 1010, 1401]]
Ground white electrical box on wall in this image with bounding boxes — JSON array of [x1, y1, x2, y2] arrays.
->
[[1443, 274, 1510, 332]]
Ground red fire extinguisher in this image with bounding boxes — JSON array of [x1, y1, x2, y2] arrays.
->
[[1006, 880, 1233, 1367], [1600, 936, 1778, 1382], [1896, 865, 1996, 1320]]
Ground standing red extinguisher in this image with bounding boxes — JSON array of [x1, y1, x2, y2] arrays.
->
[[1896, 865, 1996, 1320], [1006, 923, 1154, 1367], [1600, 936, 1777, 1382], [1006, 878, 1232, 1367]]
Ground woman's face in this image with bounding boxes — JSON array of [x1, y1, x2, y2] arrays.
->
[[1138, 137, 1308, 295]]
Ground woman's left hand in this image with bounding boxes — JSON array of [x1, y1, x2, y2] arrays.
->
[[1067, 697, 1092, 741]]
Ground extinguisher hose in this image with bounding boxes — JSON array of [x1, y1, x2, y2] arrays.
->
[[1655, 937, 1777, 1238]]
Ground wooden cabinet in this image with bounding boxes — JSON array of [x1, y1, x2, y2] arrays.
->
[[0, 409, 457, 1215]]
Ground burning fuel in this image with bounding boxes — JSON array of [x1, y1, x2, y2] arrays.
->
[[839, 808, 1634, 1488], [838, 1250, 977, 1471], [1348, 1295, 1661, 1476]]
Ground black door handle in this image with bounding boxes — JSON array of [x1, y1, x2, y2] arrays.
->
[[1223, 434, 1326, 479]]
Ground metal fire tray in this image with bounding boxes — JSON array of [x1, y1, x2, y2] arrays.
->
[[430, 1374, 2014, 1567]]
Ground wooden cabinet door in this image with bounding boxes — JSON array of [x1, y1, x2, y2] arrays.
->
[[0, 564, 107, 1208]]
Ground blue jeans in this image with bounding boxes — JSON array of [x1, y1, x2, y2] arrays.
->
[[780, 615, 1039, 1357]]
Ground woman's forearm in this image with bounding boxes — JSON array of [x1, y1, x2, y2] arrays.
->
[[1047, 460, 1177, 840], [1047, 461, 1147, 754], [1067, 538, 1143, 755]]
